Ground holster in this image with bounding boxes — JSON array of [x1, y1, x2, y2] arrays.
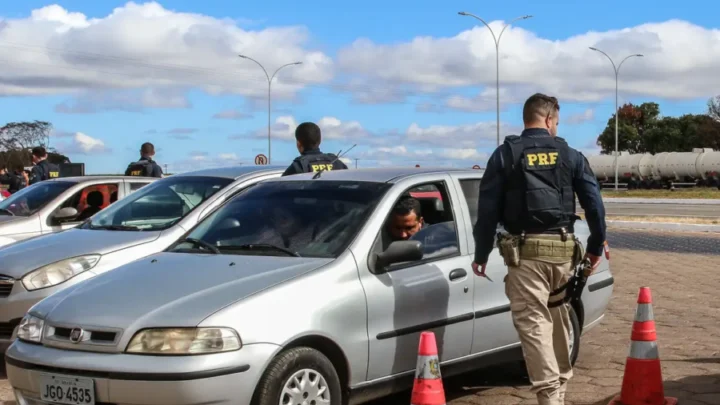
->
[[496, 231, 521, 267]]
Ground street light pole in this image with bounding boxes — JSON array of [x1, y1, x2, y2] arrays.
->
[[238, 55, 302, 165], [588, 47, 643, 191], [458, 12, 533, 146]]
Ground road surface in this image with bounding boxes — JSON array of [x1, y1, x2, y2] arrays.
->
[[579, 201, 720, 218]]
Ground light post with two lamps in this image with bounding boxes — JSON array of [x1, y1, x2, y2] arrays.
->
[[588, 47, 643, 190], [238, 55, 302, 165], [457, 11, 533, 146]]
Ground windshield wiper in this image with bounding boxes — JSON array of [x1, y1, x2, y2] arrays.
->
[[90, 224, 141, 231], [222, 244, 301, 257], [179, 237, 221, 254], [0, 208, 14, 216]]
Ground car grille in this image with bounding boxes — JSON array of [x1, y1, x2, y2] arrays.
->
[[0, 318, 21, 339], [0, 275, 15, 297], [51, 326, 118, 344]]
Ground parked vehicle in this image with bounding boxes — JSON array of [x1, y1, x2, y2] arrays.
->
[[5, 167, 614, 405], [0, 165, 284, 350], [0, 176, 156, 248]]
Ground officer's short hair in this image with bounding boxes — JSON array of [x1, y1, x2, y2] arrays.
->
[[140, 142, 155, 156], [391, 196, 422, 219], [523, 93, 560, 124], [31, 146, 47, 158], [295, 122, 322, 149]]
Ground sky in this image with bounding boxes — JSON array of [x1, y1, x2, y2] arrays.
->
[[0, 0, 718, 174]]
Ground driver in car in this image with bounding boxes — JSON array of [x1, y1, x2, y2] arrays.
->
[[386, 196, 426, 243]]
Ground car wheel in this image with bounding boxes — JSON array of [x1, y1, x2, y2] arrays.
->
[[253, 347, 342, 405], [568, 304, 581, 367]]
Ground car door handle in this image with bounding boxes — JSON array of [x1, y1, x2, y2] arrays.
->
[[449, 268, 467, 281]]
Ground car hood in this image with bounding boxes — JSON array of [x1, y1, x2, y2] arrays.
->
[[36, 252, 333, 331], [0, 228, 161, 278]]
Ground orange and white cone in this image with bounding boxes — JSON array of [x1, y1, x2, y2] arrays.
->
[[608, 287, 677, 405], [410, 331, 446, 405]]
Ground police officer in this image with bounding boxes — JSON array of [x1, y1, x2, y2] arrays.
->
[[6, 164, 28, 193], [125, 142, 163, 178], [471, 93, 606, 405], [28, 146, 60, 185], [281, 122, 349, 176]]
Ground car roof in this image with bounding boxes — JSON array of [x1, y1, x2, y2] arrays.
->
[[44, 175, 146, 184], [266, 167, 484, 184], [170, 165, 286, 179]]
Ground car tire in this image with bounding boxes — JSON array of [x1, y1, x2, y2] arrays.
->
[[253, 347, 343, 405], [568, 304, 581, 367]]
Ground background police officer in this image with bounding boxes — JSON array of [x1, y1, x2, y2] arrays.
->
[[281, 122, 348, 176], [29, 146, 60, 185], [125, 142, 163, 178], [471, 93, 606, 405]]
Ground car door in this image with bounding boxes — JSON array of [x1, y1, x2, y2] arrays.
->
[[450, 172, 519, 354], [358, 174, 475, 381]]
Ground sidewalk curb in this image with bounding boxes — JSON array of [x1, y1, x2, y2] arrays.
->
[[608, 220, 720, 233], [600, 198, 720, 205]]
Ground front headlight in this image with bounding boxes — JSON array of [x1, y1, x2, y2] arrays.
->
[[22, 255, 100, 291], [126, 328, 241, 355], [17, 314, 44, 343]]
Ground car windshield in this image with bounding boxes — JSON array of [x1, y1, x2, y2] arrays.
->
[[0, 181, 75, 216], [171, 180, 392, 258], [82, 176, 234, 231]]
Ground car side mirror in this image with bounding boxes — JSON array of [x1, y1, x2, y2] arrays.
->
[[53, 207, 78, 222], [374, 240, 424, 273]]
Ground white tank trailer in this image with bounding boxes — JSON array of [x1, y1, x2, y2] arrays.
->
[[586, 149, 720, 189]]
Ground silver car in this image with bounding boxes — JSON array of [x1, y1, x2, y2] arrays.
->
[[0, 166, 283, 350], [0, 176, 156, 248], [5, 167, 614, 405]]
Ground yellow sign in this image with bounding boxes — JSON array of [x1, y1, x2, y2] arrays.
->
[[311, 164, 333, 172], [130, 170, 142, 176], [526, 152, 559, 167], [49, 171, 59, 178]]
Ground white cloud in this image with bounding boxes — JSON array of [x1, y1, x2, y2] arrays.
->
[[212, 109, 253, 120], [53, 132, 110, 154], [359, 145, 488, 166], [565, 108, 595, 124], [173, 151, 244, 172], [244, 115, 371, 141], [0, 2, 333, 98], [54, 88, 190, 113], [402, 121, 521, 148], [336, 19, 720, 104]]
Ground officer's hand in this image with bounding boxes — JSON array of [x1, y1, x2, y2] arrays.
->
[[585, 253, 602, 272], [471, 261, 487, 277]]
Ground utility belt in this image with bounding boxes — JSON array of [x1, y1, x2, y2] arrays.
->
[[497, 228, 589, 307]]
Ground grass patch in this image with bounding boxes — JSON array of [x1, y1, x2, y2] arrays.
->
[[602, 189, 720, 199]]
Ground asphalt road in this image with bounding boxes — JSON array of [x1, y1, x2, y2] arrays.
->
[[578, 201, 720, 218]]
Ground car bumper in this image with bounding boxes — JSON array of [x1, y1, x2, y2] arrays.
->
[[6, 339, 280, 405], [0, 271, 99, 349]]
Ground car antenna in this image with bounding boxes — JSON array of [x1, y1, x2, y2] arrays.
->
[[312, 144, 357, 179]]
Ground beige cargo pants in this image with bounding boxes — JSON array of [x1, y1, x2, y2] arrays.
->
[[504, 234, 577, 405]]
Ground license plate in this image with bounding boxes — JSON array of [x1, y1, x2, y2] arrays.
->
[[39, 373, 95, 405]]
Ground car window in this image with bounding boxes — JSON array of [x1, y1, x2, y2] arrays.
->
[[173, 180, 392, 258], [58, 183, 120, 223], [458, 179, 481, 226], [0, 181, 75, 217], [83, 176, 233, 231], [374, 181, 460, 266]]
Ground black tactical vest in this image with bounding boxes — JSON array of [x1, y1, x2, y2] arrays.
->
[[501, 135, 576, 235], [295, 153, 341, 173], [126, 160, 155, 177], [46, 162, 60, 180]]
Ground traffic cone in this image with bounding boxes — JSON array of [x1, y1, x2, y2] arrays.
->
[[410, 331, 446, 405], [608, 287, 678, 405]]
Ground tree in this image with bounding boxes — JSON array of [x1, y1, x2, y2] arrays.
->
[[0, 121, 69, 169], [596, 102, 720, 153], [709, 95, 720, 122], [596, 102, 660, 153]]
